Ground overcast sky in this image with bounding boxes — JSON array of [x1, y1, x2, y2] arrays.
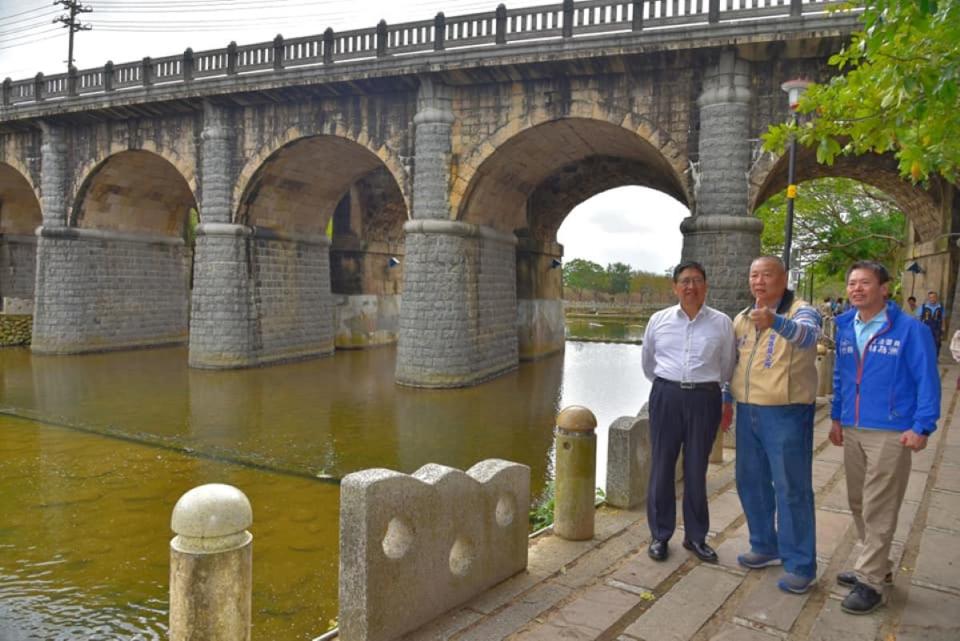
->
[[0, 0, 686, 273]]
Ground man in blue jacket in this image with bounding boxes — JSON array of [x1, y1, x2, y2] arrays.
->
[[830, 261, 940, 614]]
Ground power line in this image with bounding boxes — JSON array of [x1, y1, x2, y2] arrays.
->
[[0, 20, 57, 36], [0, 25, 62, 42], [0, 32, 62, 54], [0, 4, 58, 21], [0, 10, 59, 28]]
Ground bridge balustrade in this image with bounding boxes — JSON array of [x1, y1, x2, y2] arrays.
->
[[0, 0, 850, 109]]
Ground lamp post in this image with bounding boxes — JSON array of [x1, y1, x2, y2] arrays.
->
[[780, 78, 812, 272]]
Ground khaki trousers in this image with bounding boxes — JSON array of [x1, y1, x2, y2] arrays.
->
[[844, 427, 912, 591]]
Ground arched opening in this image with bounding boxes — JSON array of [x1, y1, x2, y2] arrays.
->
[[558, 185, 684, 306], [459, 119, 687, 234], [752, 150, 954, 320], [329, 167, 407, 349], [457, 118, 688, 361], [235, 136, 408, 361], [73, 150, 196, 237], [0, 163, 42, 315], [32, 151, 195, 355]]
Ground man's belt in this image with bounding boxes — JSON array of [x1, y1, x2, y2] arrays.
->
[[655, 377, 720, 391]]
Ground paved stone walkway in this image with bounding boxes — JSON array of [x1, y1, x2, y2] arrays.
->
[[403, 365, 960, 641]]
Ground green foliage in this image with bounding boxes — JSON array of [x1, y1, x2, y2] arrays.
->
[[563, 258, 609, 293], [562, 258, 673, 301], [630, 270, 675, 301], [529, 482, 556, 531], [528, 483, 607, 531], [185, 208, 200, 245], [607, 262, 633, 295], [764, 0, 960, 182], [755, 177, 905, 280]]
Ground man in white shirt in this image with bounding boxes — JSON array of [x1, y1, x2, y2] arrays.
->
[[641, 260, 736, 563]]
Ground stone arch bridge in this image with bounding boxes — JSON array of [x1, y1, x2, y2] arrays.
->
[[1, 0, 955, 387]]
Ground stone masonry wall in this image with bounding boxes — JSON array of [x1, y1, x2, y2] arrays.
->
[[516, 241, 564, 361], [188, 228, 255, 368], [681, 225, 760, 318], [0, 236, 36, 300], [250, 236, 335, 363], [477, 234, 519, 375], [0, 315, 31, 346], [397, 222, 518, 387], [32, 231, 189, 354], [189, 227, 335, 368]]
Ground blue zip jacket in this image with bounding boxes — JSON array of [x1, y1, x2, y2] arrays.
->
[[831, 300, 940, 435]]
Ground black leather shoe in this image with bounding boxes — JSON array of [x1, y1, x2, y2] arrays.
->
[[648, 539, 669, 561], [837, 571, 893, 588], [841, 582, 883, 615], [683, 540, 718, 563]]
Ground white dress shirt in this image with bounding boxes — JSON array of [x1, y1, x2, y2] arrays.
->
[[641, 304, 736, 384]]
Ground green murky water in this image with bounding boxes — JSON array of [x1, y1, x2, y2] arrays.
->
[[0, 342, 650, 640], [565, 318, 646, 342]]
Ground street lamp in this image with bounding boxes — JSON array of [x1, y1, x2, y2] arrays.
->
[[780, 78, 812, 272]]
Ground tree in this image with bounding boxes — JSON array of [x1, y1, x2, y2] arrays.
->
[[630, 270, 674, 303], [562, 258, 608, 296], [755, 177, 905, 284], [764, 0, 960, 183], [607, 262, 633, 295]]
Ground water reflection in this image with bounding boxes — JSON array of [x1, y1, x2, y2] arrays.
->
[[565, 318, 645, 342], [0, 342, 649, 639], [0, 415, 338, 641]]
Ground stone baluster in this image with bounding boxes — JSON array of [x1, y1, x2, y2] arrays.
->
[[433, 12, 446, 51], [169, 484, 253, 641], [273, 34, 285, 70], [495, 4, 507, 44]]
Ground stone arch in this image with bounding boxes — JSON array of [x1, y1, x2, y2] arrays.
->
[[455, 116, 689, 236], [0, 161, 42, 307], [70, 141, 197, 221], [0, 161, 42, 234], [749, 149, 943, 243], [71, 149, 198, 236], [233, 127, 410, 231]]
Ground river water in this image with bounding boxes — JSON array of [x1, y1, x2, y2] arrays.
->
[[0, 330, 650, 640]]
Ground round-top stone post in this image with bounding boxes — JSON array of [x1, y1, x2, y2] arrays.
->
[[170, 483, 253, 641], [554, 405, 597, 540]]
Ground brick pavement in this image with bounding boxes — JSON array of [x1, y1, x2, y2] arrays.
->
[[401, 365, 960, 641]]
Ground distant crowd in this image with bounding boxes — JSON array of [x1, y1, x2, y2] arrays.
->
[[819, 290, 945, 351]]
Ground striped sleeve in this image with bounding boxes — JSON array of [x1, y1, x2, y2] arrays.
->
[[771, 305, 821, 349]]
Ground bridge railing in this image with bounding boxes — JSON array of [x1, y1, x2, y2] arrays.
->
[[1, 0, 857, 108]]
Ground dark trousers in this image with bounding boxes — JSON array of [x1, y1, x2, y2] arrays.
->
[[647, 378, 722, 543]]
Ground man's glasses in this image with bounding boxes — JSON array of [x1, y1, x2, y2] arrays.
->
[[678, 278, 705, 287]]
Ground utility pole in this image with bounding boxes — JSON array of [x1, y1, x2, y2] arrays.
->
[[53, 0, 93, 71]]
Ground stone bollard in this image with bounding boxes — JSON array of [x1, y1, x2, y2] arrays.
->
[[816, 345, 835, 397], [170, 484, 253, 641], [554, 405, 597, 540], [605, 406, 651, 510]]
